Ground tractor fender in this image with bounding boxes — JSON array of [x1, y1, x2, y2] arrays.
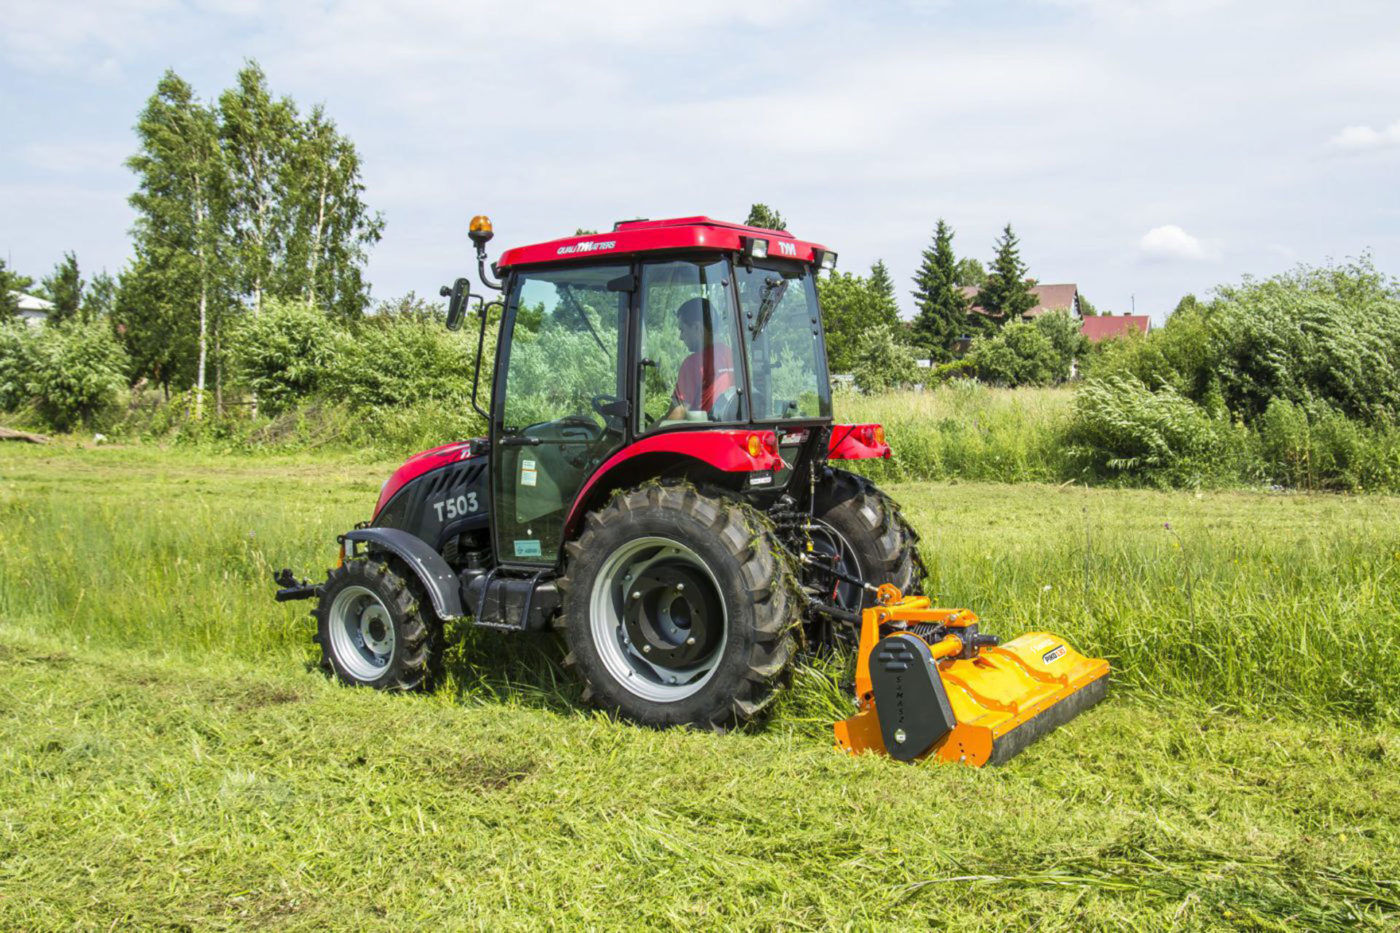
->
[[563, 430, 782, 537], [343, 527, 463, 620]]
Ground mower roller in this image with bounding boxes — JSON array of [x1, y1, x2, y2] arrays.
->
[[834, 585, 1109, 766]]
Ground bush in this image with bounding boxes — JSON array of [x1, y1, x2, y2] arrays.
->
[[324, 311, 482, 411], [1066, 376, 1251, 487], [849, 324, 919, 393], [228, 298, 338, 416], [0, 320, 40, 412], [25, 319, 131, 431], [1257, 398, 1400, 491], [1086, 257, 1400, 426], [968, 321, 1063, 387]]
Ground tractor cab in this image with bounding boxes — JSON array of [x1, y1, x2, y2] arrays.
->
[[479, 217, 839, 569]]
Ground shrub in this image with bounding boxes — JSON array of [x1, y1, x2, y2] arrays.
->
[[0, 320, 40, 411], [228, 298, 338, 416], [324, 311, 481, 411], [849, 324, 919, 393], [1066, 375, 1249, 487], [25, 319, 131, 431], [968, 321, 1063, 387], [1257, 398, 1400, 491]]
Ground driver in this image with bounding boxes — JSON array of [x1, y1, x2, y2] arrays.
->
[[666, 297, 734, 421]]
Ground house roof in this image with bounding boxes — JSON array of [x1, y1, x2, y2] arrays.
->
[[9, 291, 53, 312], [961, 283, 1078, 319], [1081, 314, 1150, 342]]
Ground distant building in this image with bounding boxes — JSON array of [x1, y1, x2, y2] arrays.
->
[[1081, 314, 1150, 343], [9, 291, 53, 327], [960, 283, 1081, 321]]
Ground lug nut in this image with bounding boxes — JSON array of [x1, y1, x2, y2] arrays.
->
[[631, 591, 640, 600], [676, 583, 685, 593], [686, 637, 696, 645], [642, 645, 651, 654]]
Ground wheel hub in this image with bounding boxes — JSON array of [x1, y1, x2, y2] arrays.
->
[[622, 561, 722, 667], [360, 605, 393, 655], [328, 584, 396, 680]]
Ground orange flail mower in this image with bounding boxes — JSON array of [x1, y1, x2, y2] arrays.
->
[[834, 585, 1110, 766]]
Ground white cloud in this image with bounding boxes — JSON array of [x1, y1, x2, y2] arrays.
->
[[1139, 225, 1217, 262], [1328, 120, 1400, 153]]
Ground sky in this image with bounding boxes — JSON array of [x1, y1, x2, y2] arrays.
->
[[2, 0, 1398, 323]]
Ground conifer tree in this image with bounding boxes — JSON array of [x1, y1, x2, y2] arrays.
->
[[0, 259, 34, 318], [910, 220, 968, 358], [980, 223, 1037, 323], [41, 252, 83, 325], [869, 260, 896, 305]]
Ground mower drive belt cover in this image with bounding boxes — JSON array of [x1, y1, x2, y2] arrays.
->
[[869, 633, 956, 761]]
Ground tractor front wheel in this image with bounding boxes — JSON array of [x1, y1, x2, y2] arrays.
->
[[557, 485, 799, 729], [314, 558, 436, 691]]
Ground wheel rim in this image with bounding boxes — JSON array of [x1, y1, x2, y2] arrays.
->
[[809, 520, 865, 610], [328, 584, 395, 680], [588, 536, 728, 702]]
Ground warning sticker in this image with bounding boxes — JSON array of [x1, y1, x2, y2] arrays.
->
[[514, 539, 542, 558], [520, 459, 537, 487], [1042, 645, 1067, 664]]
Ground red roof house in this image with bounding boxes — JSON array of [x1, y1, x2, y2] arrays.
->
[[960, 283, 1080, 321], [1081, 314, 1150, 342]]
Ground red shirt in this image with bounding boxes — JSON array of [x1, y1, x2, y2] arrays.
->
[[673, 344, 735, 412]]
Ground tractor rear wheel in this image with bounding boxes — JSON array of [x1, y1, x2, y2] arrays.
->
[[809, 469, 925, 642], [314, 558, 436, 691], [557, 485, 799, 729]]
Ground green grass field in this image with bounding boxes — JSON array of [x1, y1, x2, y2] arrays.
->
[[2, 444, 1398, 929]]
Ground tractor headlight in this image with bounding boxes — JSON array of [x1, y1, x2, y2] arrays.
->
[[819, 250, 838, 271], [742, 236, 769, 260]]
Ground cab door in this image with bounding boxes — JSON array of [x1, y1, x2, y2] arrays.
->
[[490, 263, 633, 567]]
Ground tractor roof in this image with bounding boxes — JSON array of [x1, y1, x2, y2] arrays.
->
[[495, 216, 829, 269]]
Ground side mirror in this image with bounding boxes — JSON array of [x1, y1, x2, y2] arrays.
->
[[441, 277, 471, 331]]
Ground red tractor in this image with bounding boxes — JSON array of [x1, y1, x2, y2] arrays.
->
[[276, 215, 923, 729]]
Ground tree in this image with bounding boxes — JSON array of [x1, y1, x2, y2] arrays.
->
[[41, 252, 84, 325], [818, 271, 900, 373], [910, 219, 968, 359], [0, 259, 35, 318], [280, 105, 383, 320], [26, 317, 131, 430], [127, 69, 225, 415], [744, 203, 786, 231], [1078, 293, 1100, 317], [81, 271, 117, 321], [850, 324, 918, 393], [979, 223, 1037, 323], [954, 257, 986, 287], [869, 260, 896, 305], [220, 60, 296, 321], [113, 256, 196, 398], [968, 321, 1060, 387]]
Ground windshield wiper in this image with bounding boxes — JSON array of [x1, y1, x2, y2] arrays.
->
[[749, 275, 789, 338], [560, 285, 612, 360]]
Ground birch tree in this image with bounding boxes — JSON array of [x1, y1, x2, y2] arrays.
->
[[219, 61, 295, 320], [126, 71, 224, 417], [282, 105, 383, 321]]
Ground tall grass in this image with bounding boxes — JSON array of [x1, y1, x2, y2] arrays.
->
[[837, 383, 1074, 483], [2, 445, 1397, 723]]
